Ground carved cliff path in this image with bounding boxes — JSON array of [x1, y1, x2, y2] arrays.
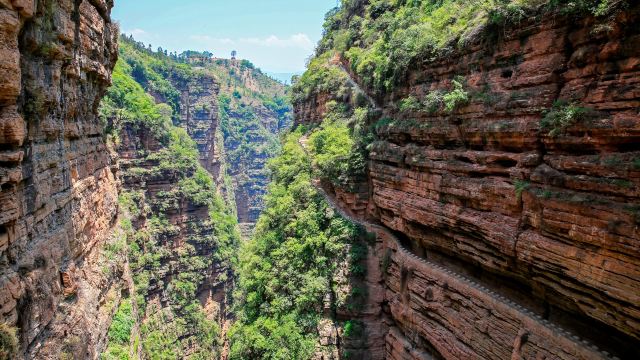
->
[[299, 135, 617, 360], [341, 68, 380, 112]]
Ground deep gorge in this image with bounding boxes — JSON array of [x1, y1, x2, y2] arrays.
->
[[0, 0, 638, 359]]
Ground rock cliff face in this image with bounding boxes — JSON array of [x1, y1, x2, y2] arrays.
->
[[118, 123, 234, 358], [0, 0, 119, 358], [214, 59, 292, 233], [170, 70, 224, 181], [98, 38, 242, 358], [295, 3, 639, 359]]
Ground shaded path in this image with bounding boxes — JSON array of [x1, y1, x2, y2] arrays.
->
[[329, 56, 381, 112], [340, 63, 381, 112]]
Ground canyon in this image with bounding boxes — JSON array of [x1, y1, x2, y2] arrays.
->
[[1, 0, 639, 359]]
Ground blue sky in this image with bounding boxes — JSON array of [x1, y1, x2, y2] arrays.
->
[[113, 0, 338, 74]]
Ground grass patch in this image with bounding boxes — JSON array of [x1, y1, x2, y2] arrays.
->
[[0, 323, 18, 360], [514, 180, 530, 200], [540, 100, 591, 137]]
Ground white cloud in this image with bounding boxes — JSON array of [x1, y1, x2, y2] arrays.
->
[[189, 35, 236, 45], [239, 33, 314, 51], [125, 28, 148, 37], [190, 33, 314, 51]]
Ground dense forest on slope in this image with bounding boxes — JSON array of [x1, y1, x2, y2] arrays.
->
[[1, 0, 637, 359], [211, 58, 292, 232], [228, 129, 374, 359], [299, 0, 628, 96], [110, 36, 292, 233]]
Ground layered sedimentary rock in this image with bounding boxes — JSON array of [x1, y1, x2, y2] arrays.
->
[[296, 4, 640, 360], [215, 59, 292, 232], [101, 39, 241, 357], [117, 122, 234, 358], [0, 0, 119, 358], [171, 70, 224, 179]]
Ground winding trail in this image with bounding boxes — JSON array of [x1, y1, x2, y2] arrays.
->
[[335, 60, 381, 112], [298, 135, 616, 360]]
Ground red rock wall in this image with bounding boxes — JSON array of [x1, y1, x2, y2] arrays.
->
[[371, 8, 639, 355], [381, 227, 609, 360], [297, 5, 640, 360], [0, 0, 119, 358]]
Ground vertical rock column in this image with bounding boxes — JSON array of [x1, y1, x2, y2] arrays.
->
[[0, 0, 119, 358]]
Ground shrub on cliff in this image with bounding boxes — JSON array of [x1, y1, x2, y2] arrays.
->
[[541, 100, 591, 137], [398, 96, 422, 113], [103, 298, 135, 360], [146, 127, 200, 174], [442, 77, 469, 112], [309, 104, 371, 189], [310, 116, 354, 184], [291, 52, 349, 105], [0, 324, 18, 360], [179, 168, 216, 206], [312, 0, 628, 94]]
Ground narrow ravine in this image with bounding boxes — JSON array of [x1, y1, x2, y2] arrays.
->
[[1, 1, 638, 359]]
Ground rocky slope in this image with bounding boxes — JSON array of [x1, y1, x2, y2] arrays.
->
[[98, 39, 243, 358], [211, 58, 292, 234], [0, 0, 120, 358], [136, 47, 292, 235], [97, 37, 292, 359], [292, 1, 640, 359]]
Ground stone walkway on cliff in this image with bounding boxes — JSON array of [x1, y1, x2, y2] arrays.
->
[[329, 54, 382, 112], [298, 135, 617, 360]]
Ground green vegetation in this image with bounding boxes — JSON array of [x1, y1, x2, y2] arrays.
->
[[309, 103, 372, 189], [398, 96, 422, 113], [514, 180, 531, 200], [291, 52, 349, 105], [100, 36, 242, 359], [442, 77, 469, 112], [102, 298, 135, 360], [0, 323, 18, 360], [343, 320, 365, 339], [208, 56, 291, 224], [229, 129, 365, 359], [396, 76, 469, 114], [103, 37, 189, 122], [118, 191, 143, 218], [312, 0, 626, 93], [100, 56, 173, 144], [218, 95, 280, 172], [540, 100, 591, 137]]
